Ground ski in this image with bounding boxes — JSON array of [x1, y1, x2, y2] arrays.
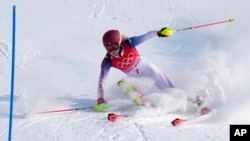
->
[[118, 80, 144, 106], [171, 118, 186, 126], [107, 113, 128, 122], [108, 107, 212, 126], [171, 107, 212, 126], [107, 113, 159, 123], [116, 80, 213, 126]]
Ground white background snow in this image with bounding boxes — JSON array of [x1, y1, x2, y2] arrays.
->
[[1, 0, 250, 141]]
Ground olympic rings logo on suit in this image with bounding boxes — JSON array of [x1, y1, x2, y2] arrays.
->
[[117, 53, 134, 68]]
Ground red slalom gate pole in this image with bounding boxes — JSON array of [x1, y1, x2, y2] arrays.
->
[[176, 18, 234, 32]]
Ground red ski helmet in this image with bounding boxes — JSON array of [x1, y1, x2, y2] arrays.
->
[[102, 30, 121, 47]]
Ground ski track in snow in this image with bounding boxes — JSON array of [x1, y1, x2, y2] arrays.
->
[[132, 122, 147, 141], [1, 0, 250, 141]]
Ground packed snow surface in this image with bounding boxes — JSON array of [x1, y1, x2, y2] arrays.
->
[[1, 0, 250, 141]]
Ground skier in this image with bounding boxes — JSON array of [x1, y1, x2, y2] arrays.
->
[[94, 28, 176, 109]]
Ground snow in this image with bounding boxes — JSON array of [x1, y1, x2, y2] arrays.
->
[[1, 0, 250, 141]]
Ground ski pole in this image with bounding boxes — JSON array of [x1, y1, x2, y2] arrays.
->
[[24, 106, 94, 116], [160, 18, 234, 37], [176, 18, 235, 32]]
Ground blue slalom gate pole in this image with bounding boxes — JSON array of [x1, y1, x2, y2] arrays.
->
[[8, 5, 16, 141]]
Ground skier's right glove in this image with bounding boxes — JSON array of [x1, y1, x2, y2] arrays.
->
[[93, 97, 109, 112], [157, 27, 176, 37], [93, 103, 109, 112]]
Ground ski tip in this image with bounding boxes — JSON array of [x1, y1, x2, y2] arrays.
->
[[108, 113, 128, 122], [108, 113, 120, 122], [199, 107, 211, 115], [117, 80, 124, 86], [171, 118, 186, 126]]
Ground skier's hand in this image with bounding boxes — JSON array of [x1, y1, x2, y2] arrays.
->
[[157, 27, 176, 37], [94, 97, 109, 112], [93, 103, 109, 112]]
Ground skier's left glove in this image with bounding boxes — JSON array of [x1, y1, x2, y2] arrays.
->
[[157, 27, 176, 37]]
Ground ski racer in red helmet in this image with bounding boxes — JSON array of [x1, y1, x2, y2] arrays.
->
[[94, 28, 211, 116]]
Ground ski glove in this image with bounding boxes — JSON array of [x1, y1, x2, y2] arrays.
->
[[94, 97, 109, 112], [93, 103, 109, 112], [157, 27, 176, 37]]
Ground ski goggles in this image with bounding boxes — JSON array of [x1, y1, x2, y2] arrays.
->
[[105, 43, 120, 52]]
